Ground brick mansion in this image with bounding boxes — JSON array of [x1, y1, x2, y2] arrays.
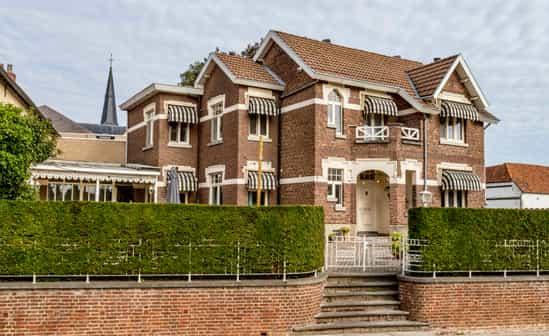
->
[[33, 30, 499, 236]]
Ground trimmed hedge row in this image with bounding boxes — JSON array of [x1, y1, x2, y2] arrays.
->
[[408, 207, 549, 272], [0, 201, 324, 275]]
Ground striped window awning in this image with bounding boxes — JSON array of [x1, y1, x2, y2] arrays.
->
[[167, 104, 198, 124], [247, 171, 276, 191], [177, 171, 197, 192], [440, 100, 479, 121], [363, 96, 398, 116], [441, 170, 482, 191], [248, 97, 278, 116]]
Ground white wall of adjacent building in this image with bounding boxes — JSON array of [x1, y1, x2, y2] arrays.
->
[[521, 194, 549, 209], [486, 182, 521, 208], [486, 182, 549, 209]]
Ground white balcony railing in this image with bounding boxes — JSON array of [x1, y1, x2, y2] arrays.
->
[[355, 126, 389, 142], [401, 127, 420, 141]]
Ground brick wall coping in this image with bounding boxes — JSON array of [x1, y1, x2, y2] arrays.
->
[[0, 273, 327, 290], [398, 274, 549, 284]]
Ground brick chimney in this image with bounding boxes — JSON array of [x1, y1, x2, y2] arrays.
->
[[6, 64, 16, 81]]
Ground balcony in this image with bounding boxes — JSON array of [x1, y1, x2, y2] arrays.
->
[[355, 125, 420, 143]]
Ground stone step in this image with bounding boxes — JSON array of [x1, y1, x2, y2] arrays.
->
[[323, 290, 399, 303], [326, 272, 398, 284], [292, 320, 429, 335], [324, 280, 398, 293], [320, 299, 401, 312], [315, 309, 409, 324]]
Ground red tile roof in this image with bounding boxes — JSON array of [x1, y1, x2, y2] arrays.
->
[[406, 55, 459, 97], [215, 52, 281, 86], [486, 163, 549, 194], [274, 31, 424, 97]]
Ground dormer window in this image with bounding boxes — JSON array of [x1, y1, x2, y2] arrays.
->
[[327, 90, 343, 135]]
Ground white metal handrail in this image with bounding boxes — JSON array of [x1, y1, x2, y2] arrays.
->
[[355, 126, 389, 142], [401, 127, 420, 141], [326, 236, 400, 272]]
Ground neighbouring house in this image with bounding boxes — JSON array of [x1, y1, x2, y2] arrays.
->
[[119, 30, 499, 236], [31, 63, 159, 202], [0, 63, 39, 112], [486, 163, 549, 209]]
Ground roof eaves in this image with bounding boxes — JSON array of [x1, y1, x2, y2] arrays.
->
[[120, 83, 203, 110]]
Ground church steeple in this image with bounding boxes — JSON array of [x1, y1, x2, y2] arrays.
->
[[100, 54, 118, 126]]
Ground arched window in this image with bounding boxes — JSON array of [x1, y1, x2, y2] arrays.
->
[[327, 90, 343, 135]]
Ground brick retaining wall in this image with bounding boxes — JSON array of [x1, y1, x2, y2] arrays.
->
[[0, 276, 325, 335], [399, 275, 549, 330]]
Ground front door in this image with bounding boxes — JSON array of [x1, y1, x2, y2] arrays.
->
[[356, 173, 389, 235], [357, 180, 378, 234]]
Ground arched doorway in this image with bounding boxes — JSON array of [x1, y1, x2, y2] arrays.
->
[[356, 170, 390, 235]]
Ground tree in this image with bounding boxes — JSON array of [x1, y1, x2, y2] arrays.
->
[[179, 41, 261, 86], [179, 57, 208, 87], [0, 103, 57, 200], [240, 40, 262, 58]]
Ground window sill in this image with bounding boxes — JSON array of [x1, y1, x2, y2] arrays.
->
[[335, 134, 346, 139], [248, 135, 272, 142], [440, 139, 468, 147], [168, 142, 192, 148], [335, 205, 346, 212], [327, 196, 337, 203], [142, 145, 154, 151], [208, 140, 223, 147]]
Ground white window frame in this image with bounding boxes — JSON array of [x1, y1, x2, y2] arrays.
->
[[144, 106, 155, 148], [327, 168, 344, 207], [442, 190, 467, 208], [210, 102, 223, 143], [249, 113, 270, 139], [47, 182, 80, 201], [327, 90, 343, 135], [169, 122, 190, 145], [248, 190, 268, 206], [209, 172, 223, 205], [179, 192, 189, 204], [440, 116, 465, 144]]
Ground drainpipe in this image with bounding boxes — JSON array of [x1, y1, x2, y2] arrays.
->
[[276, 99, 282, 205], [196, 99, 201, 203], [419, 113, 432, 207], [423, 114, 428, 192]]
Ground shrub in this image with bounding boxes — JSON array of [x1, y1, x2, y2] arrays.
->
[[408, 207, 549, 272], [0, 201, 324, 275]]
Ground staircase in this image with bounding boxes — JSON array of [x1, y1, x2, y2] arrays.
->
[[292, 272, 429, 335]]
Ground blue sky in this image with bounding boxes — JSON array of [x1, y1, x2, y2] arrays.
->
[[1, 0, 548, 166]]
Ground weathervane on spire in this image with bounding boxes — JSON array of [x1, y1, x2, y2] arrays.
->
[[108, 53, 114, 68]]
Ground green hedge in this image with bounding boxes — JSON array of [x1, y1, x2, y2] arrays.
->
[[408, 207, 549, 272], [0, 201, 324, 275]]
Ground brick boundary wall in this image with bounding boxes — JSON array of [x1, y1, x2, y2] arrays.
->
[[0, 275, 325, 336], [399, 275, 549, 331]]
